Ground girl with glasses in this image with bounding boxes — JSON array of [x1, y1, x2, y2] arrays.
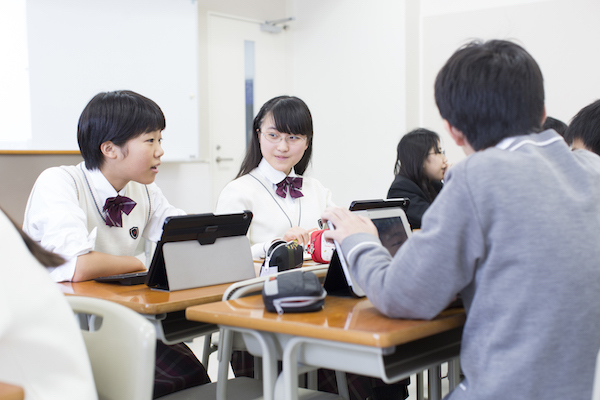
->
[[387, 128, 448, 229], [216, 96, 409, 399], [216, 95, 335, 259]]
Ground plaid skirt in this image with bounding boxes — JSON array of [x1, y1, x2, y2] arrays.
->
[[231, 350, 408, 400], [153, 341, 211, 398]]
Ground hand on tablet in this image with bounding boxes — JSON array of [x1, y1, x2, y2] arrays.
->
[[321, 207, 378, 244]]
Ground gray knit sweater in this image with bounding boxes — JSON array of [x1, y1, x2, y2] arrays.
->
[[343, 130, 600, 399]]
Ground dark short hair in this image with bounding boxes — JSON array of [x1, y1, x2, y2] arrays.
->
[[237, 96, 313, 178], [77, 90, 166, 170], [564, 99, 600, 155], [394, 128, 441, 202], [543, 116, 568, 137], [434, 40, 545, 151]]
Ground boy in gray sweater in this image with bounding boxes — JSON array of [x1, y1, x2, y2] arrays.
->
[[323, 40, 600, 399]]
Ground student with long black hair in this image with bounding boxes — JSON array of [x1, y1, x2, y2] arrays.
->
[[216, 95, 335, 259], [387, 128, 448, 229]]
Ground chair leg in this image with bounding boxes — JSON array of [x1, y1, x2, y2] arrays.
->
[[335, 370, 350, 400], [216, 329, 233, 400], [254, 356, 263, 379], [448, 359, 461, 391], [428, 365, 442, 400], [306, 370, 317, 390], [201, 334, 212, 368]]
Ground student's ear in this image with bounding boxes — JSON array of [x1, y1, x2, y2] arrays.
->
[[100, 141, 119, 160], [443, 120, 466, 146], [443, 120, 475, 155]]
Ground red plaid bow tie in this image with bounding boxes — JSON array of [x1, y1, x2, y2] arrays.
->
[[275, 177, 304, 199], [103, 195, 136, 227]]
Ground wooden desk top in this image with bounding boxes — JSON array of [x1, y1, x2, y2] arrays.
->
[[57, 260, 323, 315], [57, 280, 231, 315], [0, 382, 24, 400], [186, 295, 465, 348]]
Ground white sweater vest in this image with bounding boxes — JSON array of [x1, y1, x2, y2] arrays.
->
[[60, 165, 151, 257]]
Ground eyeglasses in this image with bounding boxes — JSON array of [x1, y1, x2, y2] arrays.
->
[[260, 131, 307, 145], [428, 149, 446, 156]]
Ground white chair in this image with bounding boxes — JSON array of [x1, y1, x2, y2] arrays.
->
[[67, 296, 156, 400], [68, 275, 342, 400], [68, 295, 264, 400]]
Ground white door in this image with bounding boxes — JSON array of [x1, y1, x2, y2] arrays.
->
[[208, 14, 288, 210]]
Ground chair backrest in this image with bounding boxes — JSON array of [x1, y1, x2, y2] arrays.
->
[[223, 264, 329, 301], [67, 296, 156, 400]]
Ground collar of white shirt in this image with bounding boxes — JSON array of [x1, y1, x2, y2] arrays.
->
[[84, 164, 130, 206], [257, 158, 299, 188]]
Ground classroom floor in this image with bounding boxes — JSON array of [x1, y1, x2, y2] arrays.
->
[[188, 336, 452, 400]]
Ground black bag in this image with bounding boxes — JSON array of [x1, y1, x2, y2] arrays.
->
[[260, 240, 304, 276], [262, 270, 326, 314]]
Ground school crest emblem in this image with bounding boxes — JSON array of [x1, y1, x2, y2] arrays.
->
[[130, 227, 139, 239]]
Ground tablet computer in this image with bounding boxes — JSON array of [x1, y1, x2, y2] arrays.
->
[[324, 205, 412, 297], [94, 271, 148, 286], [349, 198, 410, 212], [145, 211, 255, 291]]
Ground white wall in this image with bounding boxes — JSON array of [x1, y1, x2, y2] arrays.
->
[[419, 0, 600, 165], [157, 0, 408, 213], [8, 0, 600, 220], [287, 0, 407, 208], [155, 0, 289, 214]]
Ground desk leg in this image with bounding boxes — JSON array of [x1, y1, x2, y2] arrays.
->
[[282, 336, 304, 400], [416, 371, 424, 400], [428, 365, 442, 400], [221, 327, 279, 400]]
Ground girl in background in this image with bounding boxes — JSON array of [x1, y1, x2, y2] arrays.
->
[[387, 128, 448, 229]]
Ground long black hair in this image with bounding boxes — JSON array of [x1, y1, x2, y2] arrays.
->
[[236, 96, 313, 178], [394, 128, 442, 202]]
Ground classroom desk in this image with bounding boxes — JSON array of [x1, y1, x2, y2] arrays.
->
[[186, 294, 466, 400], [0, 382, 24, 400], [57, 260, 322, 344], [57, 279, 231, 344]]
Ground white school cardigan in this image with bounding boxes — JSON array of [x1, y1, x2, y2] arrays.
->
[[216, 159, 335, 258]]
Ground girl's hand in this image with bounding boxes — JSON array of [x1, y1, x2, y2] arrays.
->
[[321, 207, 378, 244], [283, 226, 311, 247]]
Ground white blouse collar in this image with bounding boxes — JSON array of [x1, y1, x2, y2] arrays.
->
[[257, 158, 297, 185]]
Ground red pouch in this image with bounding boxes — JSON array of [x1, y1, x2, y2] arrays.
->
[[306, 229, 335, 264]]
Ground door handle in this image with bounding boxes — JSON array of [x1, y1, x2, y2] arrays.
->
[[216, 156, 234, 163]]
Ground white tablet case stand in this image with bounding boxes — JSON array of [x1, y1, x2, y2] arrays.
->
[[145, 211, 255, 291], [162, 236, 255, 291]]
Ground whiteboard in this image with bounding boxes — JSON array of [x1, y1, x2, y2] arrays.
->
[[6, 0, 199, 161]]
